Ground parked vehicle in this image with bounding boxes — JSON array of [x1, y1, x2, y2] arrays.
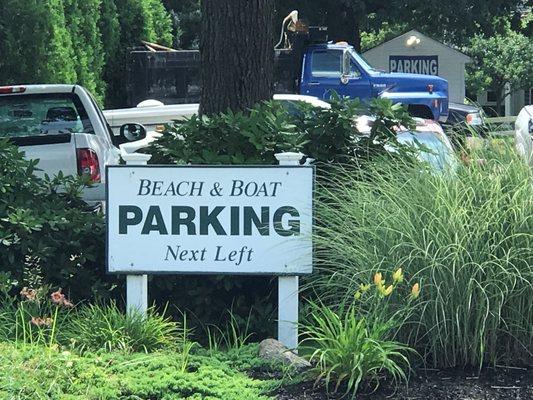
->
[[357, 116, 457, 172], [443, 102, 485, 129], [103, 94, 331, 136], [126, 11, 449, 122], [515, 105, 533, 165], [0, 84, 147, 201], [396, 130, 457, 172], [106, 93, 455, 171], [441, 102, 487, 148]]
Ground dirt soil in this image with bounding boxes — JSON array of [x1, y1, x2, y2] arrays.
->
[[275, 366, 533, 400]]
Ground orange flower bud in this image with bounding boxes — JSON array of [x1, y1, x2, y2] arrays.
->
[[411, 283, 420, 299]]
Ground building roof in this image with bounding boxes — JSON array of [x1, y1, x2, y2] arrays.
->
[[363, 29, 472, 63]]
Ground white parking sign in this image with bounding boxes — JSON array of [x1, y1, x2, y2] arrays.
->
[[106, 166, 314, 275]]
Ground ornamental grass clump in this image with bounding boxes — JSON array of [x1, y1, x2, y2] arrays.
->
[[311, 142, 533, 368], [64, 302, 182, 353]]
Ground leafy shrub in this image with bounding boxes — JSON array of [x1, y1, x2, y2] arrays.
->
[[147, 101, 304, 164], [296, 96, 415, 163], [0, 139, 108, 300], [310, 143, 533, 368], [64, 302, 181, 353], [0, 342, 273, 399], [148, 96, 414, 165]]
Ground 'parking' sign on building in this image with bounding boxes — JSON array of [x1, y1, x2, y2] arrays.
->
[[363, 30, 471, 103]]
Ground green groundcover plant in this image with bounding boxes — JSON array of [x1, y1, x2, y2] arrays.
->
[[310, 141, 533, 368], [0, 283, 283, 398], [0, 342, 274, 400]]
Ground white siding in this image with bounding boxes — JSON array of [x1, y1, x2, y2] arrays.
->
[[363, 30, 471, 103]]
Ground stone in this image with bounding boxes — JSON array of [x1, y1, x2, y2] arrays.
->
[[258, 338, 311, 370]]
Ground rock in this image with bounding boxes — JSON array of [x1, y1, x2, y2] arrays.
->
[[258, 338, 311, 370]]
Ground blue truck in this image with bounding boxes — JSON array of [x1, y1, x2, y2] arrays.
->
[[126, 15, 448, 121], [295, 42, 448, 121]]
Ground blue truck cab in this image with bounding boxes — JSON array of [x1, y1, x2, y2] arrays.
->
[[299, 43, 449, 122]]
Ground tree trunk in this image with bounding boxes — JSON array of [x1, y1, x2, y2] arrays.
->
[[200, 0, 274, 115]]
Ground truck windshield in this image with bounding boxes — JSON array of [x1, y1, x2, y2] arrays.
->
[[349, 48, 379, 74], [0, 93, 94, 138]]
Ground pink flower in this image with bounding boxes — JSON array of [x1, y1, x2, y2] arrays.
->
[[31, 316, 53, 327], [20, 287, 37, 301], [50, 288, 74, 308], [51, 289, 65, 304]]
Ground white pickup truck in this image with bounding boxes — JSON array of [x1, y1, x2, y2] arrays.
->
[[102, 94, 332, 134], [0, 84, 148, 201]]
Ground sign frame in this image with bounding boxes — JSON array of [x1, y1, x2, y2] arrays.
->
[[105, 164, 315, 276]]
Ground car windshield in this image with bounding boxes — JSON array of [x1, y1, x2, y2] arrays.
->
[[397, 131, 457, 171], [0, 93, 94, 138], [277, 100, 302, 116], [275, 99, 324, 118]]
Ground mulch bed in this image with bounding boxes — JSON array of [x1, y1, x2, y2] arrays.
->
[[275, 366, 533, 400]]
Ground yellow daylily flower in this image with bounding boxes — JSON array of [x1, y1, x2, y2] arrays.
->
[[359, 283, 371, 293], [384, 284, 394, 296], [392, 268, 404, 283], [373, 272, 383, 285]]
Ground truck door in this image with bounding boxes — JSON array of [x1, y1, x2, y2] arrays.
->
[[301, 48, 371, 100]]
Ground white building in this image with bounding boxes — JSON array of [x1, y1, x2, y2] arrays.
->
[[363, 29, 471, 103]]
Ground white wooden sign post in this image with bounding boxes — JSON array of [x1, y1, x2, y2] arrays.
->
[[275, 152, 303, 350], [106, 153, 313, 350], [121, 152, 152, 315]]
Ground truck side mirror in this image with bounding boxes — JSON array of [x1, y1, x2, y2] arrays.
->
[[120, 123, 147, 142]]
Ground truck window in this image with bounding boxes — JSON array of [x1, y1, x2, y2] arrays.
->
[[349, 59, 362, 78], [0, 93, 94, 138], [312, 50, 342, 77]]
